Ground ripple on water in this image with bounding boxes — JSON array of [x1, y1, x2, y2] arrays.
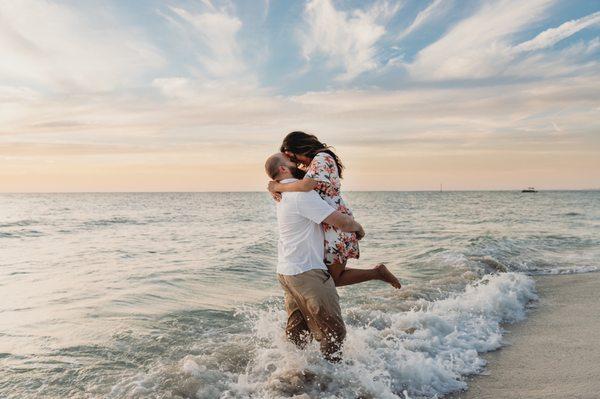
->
[[0, 229, 44, 238], [0, 219, 39, 228], [82, 217, 143, 228]]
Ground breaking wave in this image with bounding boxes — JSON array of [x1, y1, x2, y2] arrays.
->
[[111, 272, 536, 398]]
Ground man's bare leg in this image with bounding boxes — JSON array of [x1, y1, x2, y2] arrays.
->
[[328, 262, 401, 289]]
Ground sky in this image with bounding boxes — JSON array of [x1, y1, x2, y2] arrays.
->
[[0, 0, 599, 192]]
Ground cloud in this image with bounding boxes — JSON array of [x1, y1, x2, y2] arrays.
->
[[164, 5, 245, 78], [407, 0, 555, 80], [299, 0, 401, 81], [0, 0, 164, 92], [397, 0, 449, 40], [0, 85, 40, 102], [7, 70, 597, 147], [507, 38, 599, 78], [513, 10, 600, 52], [289, 74, 599, 133]]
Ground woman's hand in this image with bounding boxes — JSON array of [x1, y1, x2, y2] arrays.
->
[[268, 180, 279, 193], [356, 226, 365, 241], [270, 192, 282, 202], [268, 181, 282, 202]]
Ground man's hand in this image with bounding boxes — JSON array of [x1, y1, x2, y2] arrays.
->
[[323, 211, 364, 235]]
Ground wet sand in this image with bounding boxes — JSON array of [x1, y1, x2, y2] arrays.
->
[[450, 272, 600, 399]]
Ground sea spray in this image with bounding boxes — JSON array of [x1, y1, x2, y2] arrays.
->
[[219, 272, 537, 398], [96, 274, 538, 398]]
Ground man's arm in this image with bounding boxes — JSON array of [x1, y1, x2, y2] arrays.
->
[[323, 211, 365, 240]]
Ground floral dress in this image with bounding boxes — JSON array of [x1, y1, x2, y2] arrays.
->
[[306, 152, 360, 266]]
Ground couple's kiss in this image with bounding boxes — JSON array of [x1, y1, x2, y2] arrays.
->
[[265, 131, 401, 362]]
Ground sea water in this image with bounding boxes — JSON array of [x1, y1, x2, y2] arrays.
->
[[0, 191, 598, 398]]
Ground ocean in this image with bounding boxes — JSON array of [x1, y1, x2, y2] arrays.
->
[[1, 191, 598, 398]]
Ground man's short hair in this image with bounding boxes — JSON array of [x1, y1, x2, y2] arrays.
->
[[265, 153, 286, 180]]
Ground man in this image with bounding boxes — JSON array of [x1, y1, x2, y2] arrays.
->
[[264, 153, 365, 362]]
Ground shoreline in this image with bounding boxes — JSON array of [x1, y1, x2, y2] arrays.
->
[[448, 272, 600, 399]]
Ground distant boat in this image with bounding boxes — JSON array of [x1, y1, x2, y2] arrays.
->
[[521, 187, 538, 193]]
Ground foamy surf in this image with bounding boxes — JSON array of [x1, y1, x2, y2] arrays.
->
[[141, 272, 537, 399]]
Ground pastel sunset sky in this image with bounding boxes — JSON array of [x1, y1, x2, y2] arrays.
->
[[1, 0, 599, 192]]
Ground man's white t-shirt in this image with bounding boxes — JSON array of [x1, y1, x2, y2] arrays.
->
[[276, 178, 336, 275]]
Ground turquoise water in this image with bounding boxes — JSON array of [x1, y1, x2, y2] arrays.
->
[[1, 191, 598, 398]]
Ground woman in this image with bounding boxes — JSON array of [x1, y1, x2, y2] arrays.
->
[[268, 131, 401, 289]]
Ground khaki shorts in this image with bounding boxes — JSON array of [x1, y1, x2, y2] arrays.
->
[[278, 269, 346, 360]]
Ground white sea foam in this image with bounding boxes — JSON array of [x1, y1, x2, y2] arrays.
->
[[179, 272, 536, 399], [529, 265, 599, 275]]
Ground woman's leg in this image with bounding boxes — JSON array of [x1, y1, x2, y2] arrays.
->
[[327, 262, 402, 288]]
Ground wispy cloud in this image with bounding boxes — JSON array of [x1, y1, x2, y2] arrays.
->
[[0, 0, 164, 92], [397, 0, 449, 40], [164, 5, 245, 78], [408, 0, 555, 80], [406, 1, 600, 82], [299, 0, 401, 81], [507, 38, 599, 78], [513, 10, 600, 52]]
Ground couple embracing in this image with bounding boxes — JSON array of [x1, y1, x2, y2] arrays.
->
[[265, 131, 401, 362]]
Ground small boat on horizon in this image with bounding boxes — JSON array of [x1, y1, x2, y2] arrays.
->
[[521, 187, 538, 193]]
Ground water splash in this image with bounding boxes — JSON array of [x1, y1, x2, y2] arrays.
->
[[110, 273, 536, 398]]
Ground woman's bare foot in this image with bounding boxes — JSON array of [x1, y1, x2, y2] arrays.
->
[[375, 263, 402, 289]]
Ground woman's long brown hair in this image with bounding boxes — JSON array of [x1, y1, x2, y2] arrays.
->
[[279, 131, 345, 178]]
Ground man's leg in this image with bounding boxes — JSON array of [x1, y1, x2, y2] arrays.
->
[[278, 274, 312, 349], [280, 270, 346, 362], [313, 294, 346, 362]]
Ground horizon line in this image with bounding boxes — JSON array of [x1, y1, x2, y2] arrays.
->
[[1, 189, 599, 194]]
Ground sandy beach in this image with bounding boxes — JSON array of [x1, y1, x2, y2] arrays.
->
[[450, 272, 600, 399]]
